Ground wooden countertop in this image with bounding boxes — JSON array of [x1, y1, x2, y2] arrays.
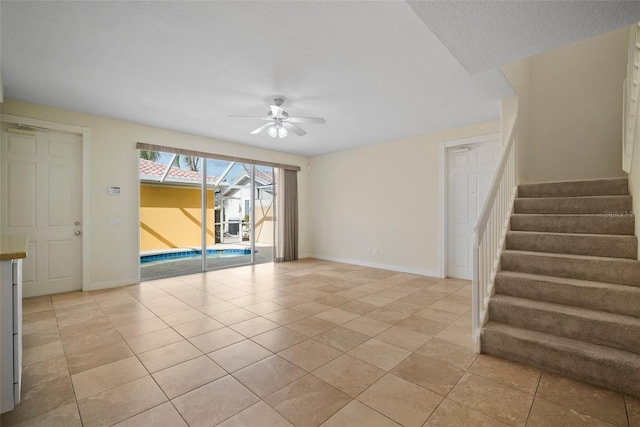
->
[[0, 236, 28, 261]]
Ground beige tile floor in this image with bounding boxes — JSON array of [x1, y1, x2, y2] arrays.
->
[[3, 259, 639, 427]]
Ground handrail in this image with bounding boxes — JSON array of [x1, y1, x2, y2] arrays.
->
[[472, 115, 518, 352], [475, 119, 517, 233], [623, 22, 640, 173]]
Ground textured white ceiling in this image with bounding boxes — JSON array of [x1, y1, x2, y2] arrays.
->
[[1, 2, 635, 157], [409, 1, 640, 74], [0, 1, 514, 156]]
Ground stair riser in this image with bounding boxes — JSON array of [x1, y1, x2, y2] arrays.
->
[[514, 196, 632, 214], [488, 300, 640, 353], [505, 233, 638, 259], [494, 274, 640, 317], [518, 179, 628, 198], [481, 328, 640, 398], [501, 253, 640, 286], [510, 215, 634, 235]]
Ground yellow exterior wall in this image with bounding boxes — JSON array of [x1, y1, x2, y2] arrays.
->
[[140, 184, 275, 251], [140, 185, 215, 251]]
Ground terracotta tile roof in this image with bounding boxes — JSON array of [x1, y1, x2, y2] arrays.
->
[[255, 168, 273, 183], [139, 158, 216, 183]]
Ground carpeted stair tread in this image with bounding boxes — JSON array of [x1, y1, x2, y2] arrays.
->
[[500, 250, 640, 286], [482, 177, 640, 397], [494, 271, 640, 317], [510, 214, 634, 235], [517, 178, 628, 198], [505, 231, 637, 259], [514, 195, 632, 214], [481, 321, 640, 397], [488, 295, 640, 353]]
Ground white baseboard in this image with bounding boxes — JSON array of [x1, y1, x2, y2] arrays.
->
[[83, 278, 139, 292], [308, 254, 443, 278]]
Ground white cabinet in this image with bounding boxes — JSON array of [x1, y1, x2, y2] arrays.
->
[[1, 258, 22, 413]]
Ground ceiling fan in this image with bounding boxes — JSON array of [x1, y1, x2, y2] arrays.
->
[[229, 98, 326, 139]]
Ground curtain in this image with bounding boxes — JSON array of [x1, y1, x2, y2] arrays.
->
[[275, 168, 298, 262]]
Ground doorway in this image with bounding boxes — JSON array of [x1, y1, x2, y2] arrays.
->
[[442, 134, 500, 280], [139, 151, 275, 280], [1, 122, 84, 297], [206, 161, 275, 270]]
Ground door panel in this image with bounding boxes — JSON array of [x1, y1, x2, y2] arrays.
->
[[477, 171, 494, 204], [447, 138, 500, 280], [1, 125, 82, 297], [48, 165, 74, 226], [454, 235, 470, 268], [452, 173, 470, 224], [8, 134, 36, 155], [7, 161, 36, 228], [48, 240, 74, 280]]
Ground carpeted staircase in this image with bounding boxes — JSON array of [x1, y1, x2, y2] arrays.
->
[[480, 177, 640, 397]]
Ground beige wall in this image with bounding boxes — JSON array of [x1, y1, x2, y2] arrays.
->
[[629, 139, 640, 259], [628, 109, 640, 258], [308, 120, 500, 276], [1, 99, 309, 290], [503, 26, 629, 183]]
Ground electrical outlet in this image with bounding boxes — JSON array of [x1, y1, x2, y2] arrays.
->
[[111, 261, 118, 270], [372, 248, 379, 255]]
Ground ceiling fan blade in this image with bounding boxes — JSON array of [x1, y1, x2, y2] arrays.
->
[[287, 116, 326, 124], [270, 104, 284, 117], [283, 122, 307, 136], [250, 123, 274, 135], [228, 115, 271, 120]]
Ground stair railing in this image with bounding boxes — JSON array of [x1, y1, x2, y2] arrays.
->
[[623, 22, 640, 173], [472, 115, 518, 352]]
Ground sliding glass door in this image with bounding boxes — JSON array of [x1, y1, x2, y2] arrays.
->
[[204, 160, 253, 269], [253, 165, 275, 264], [139, 151, 275, 280]]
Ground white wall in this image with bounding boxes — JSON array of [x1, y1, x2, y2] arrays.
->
[[1, 99, 310, 290], [308, 120, 500, 277], [502, 26, 629, 183]]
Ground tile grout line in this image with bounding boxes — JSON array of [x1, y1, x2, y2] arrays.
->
[[23, 265, 603, 427], [523, 371, 543, 425]]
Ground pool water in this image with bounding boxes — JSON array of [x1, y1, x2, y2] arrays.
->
[[141, 248, 253, 265]]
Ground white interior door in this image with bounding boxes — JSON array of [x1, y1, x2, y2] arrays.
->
[[447, 137, 500, 280], [1, 124, 82, 297]]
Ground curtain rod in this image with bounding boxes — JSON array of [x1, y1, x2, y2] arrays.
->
[[136, 142, 301, 171]]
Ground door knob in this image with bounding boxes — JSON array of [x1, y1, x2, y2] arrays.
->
[[74, 221, 81, 226], [74, 230, 82, 236]]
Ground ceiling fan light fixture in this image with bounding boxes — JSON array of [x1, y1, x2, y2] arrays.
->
[[277, 124, 288, 138], [267, 123, 288, 139]]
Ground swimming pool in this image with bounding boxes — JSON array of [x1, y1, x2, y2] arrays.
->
[[140, 248, 254, 264]]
